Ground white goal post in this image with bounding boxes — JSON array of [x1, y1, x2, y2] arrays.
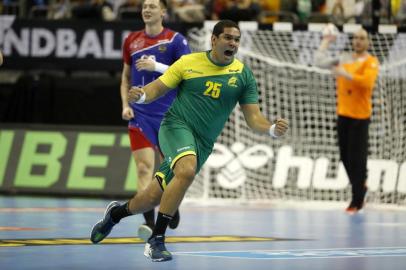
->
[[184, 24, 406, 206]]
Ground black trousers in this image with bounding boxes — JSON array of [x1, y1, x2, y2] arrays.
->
[[337, 116, 369, 204]]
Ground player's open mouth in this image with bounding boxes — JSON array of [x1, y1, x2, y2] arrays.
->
[[224, 50, 234, 56]]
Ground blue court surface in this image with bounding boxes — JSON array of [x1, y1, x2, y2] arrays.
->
[[0, 196, 405, 270]]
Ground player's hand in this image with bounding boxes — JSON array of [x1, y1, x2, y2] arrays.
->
[[322, 35, 337, 43], [332, 66, 340, 76], [332, 66, 352, 80], [122, 106, 134, 120], [274, 118, 289, 137], [135, 58, 155, 71], [332, 66, 344, 75], [322, 23, 338, 43], [128, 86, 145, 104]]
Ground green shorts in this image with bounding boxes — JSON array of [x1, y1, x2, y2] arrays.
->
[[155, 119, 212, 189]]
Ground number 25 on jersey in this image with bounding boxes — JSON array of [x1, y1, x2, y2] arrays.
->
[[204, 81, 222, 99]]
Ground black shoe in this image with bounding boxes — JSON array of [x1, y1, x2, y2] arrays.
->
[[169, 210, 180, 229], [144, 235, 172, 262], [90, 201, 120, 244]]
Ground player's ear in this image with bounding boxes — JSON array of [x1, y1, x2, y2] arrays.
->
[[160, 8, 166, 19], [211, 35, 216, 48]]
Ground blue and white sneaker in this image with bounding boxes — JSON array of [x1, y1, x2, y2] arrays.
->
[[90, 201, 120, 244], [144, 235, 172, 262]]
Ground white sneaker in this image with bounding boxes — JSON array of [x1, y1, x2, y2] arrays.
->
[[137, 224, 153, 242]]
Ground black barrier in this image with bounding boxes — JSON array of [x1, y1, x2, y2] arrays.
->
[[0, 73, 122, 125], [0, 124, 137, 197]]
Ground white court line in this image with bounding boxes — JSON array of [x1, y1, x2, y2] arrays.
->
[[173, 246, 406, 260]]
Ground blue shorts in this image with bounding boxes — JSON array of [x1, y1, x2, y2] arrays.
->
[[128, 114, 162, 148]]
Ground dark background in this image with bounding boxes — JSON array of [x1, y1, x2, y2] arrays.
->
[[0, 20, 198, 126]]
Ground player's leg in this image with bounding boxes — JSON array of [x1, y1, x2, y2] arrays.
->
[[90, 179, 163, 244], [346, 119, 369, 212], [146, 148, 212, 262], [128, 127, 158, 236], [144, 123, 198, 261], [337, 116, 351, 176], [144, 155, 197, 262], [169, 209, 180, 229], [159, 155, 197, 222], [145, 127, 213, 262], [126, 179, 164, 214], [132, 147, 156, 236], [338, 116, 357, 211], [155, 153, 181, 230]]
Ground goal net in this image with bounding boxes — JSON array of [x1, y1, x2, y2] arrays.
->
[[184, 26, 406, 206]]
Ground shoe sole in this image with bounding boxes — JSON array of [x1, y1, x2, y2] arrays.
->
[[345, 208, 364, 215], [138, 224, 153, 242]]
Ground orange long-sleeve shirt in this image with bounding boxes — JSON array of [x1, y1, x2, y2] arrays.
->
[[336, 54, 379, 119]]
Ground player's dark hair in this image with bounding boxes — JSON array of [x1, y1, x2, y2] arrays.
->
[[212, 20, 240, 37], [142, 0, 167, 8], [159, 0, 167, 8]]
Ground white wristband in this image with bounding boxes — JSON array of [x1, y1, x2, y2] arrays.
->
[[135, 92, 146, 104], [269, 124, 278, 138], [154, 61, 169, 74]]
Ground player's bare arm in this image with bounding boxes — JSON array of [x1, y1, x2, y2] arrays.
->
[[128, 79, 171, 104], [241, 104, 289, 137], [120, 63, 135, 120]]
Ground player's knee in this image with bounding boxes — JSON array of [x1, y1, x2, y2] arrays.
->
[[173, 155, 197, 185], [175, 164, 196, 184], [145, 192, 161, 206], [136, 160, 153, 179]]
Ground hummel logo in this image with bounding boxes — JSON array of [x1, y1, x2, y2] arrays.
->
[[185, 69, 203, 74], [206, 142, 273, 189], [177, 146, 191, 152]]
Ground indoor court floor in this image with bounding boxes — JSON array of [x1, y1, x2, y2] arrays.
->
[[0, 196, 406, 270]]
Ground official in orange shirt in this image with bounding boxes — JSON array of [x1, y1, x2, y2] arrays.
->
[[315, 26, 379, 214]]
